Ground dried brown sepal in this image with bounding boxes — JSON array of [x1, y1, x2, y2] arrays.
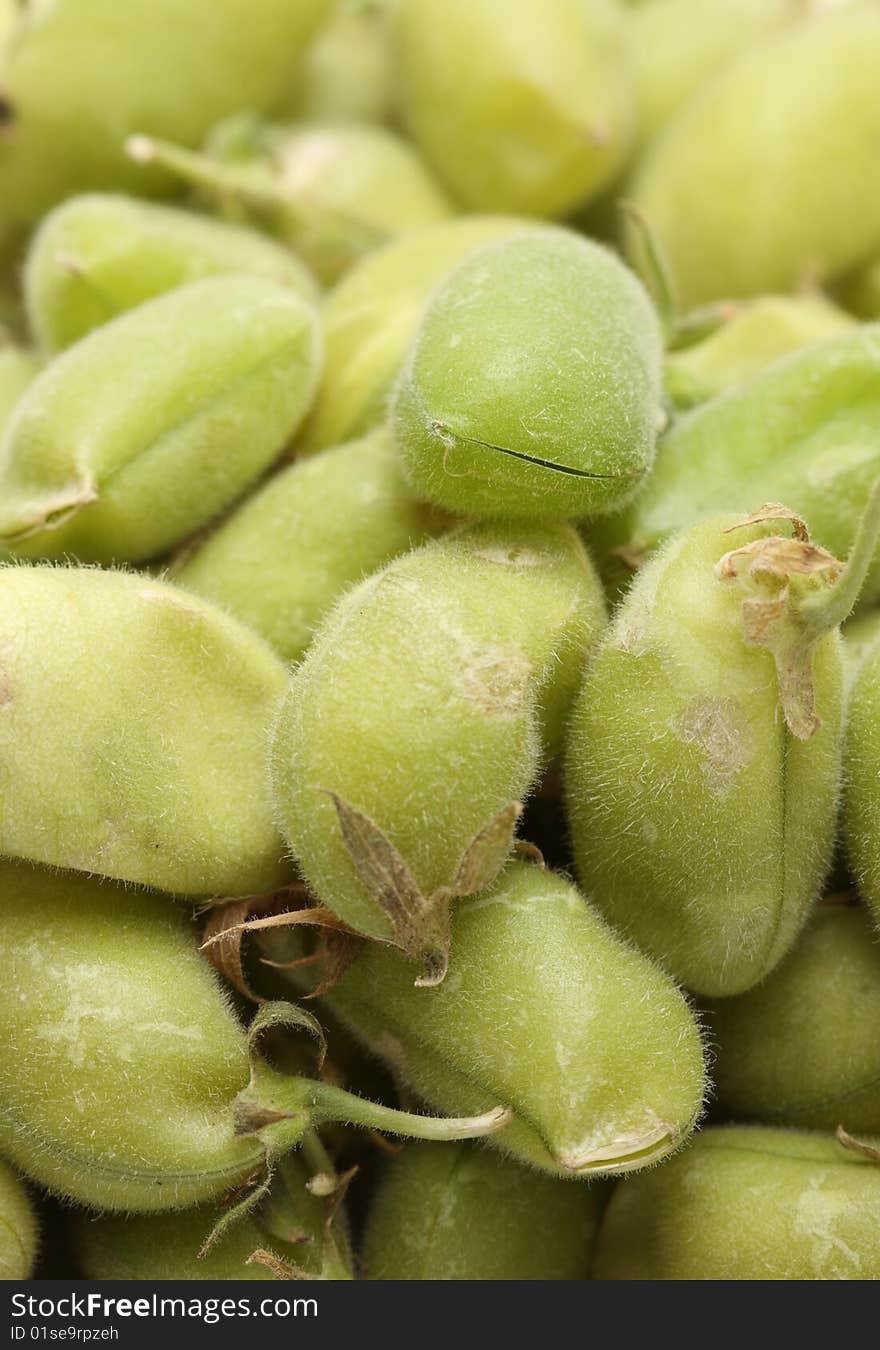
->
[[836, 1124, 880, 1163], [328, 793, 522, 986], [716, 511, 842, 741], [302, 929, 364, 1000], [201, 892, 286, 1003], [368, 1130, 406, 1157], [514, 839, 546, 869], [245, 1247, 313, 1281]]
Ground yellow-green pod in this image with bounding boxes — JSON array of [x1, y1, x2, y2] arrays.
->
[[0, 342, 38, 432], [844, 645, 880, 933], [592, 1126, 880, 1280], [704, 904, 880, 1133], [279, 0, 395, 126], [0, 861, 509, 1212], [631, 5, 880, 306], [24, 194, 318, 354], [73, 1157, 352, 1281], [271, 521, 606, 979], [298, 215, 533, 455], [630, 0, 802, 146], [392, 230, 663, 521], [0, 275, 320, 565], [0, 565, 292, 895], [0, 0, 330, 247], [363, 1142, 604, 1281], [566, 506, 868, 997], [309, 862, 706, 1177], [128, 117, 453, 287], [842, 609, 880, 691], [393, 0, 634, 217], [593, 327, 880, 608], [0, 1161, 37, 1280], [175, 427, 445, 666], [664, 294, 853, 409]]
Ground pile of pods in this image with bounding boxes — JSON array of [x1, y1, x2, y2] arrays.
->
[[2, 0, 880, 1285]]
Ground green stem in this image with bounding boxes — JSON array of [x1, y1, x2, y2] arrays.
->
[[618, 199, 678, 348], [125, 134, 286, 215], [307, 1080, 512, 1142], [801, 475, 880, 634]]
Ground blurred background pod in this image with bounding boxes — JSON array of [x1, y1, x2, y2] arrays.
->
[[0, 0, 331, 254], [363, 1141, 605, 1281], [591, 1126, 880, 1279], [0, 1160, 37, 1280], [278, 0, 396, 128]]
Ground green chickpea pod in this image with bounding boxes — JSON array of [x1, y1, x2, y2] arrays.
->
[[363, 1142, 605, 1281], [175, 427, 445, 666], [844, 646, 880, 933], [0, 1160, 37, 1280], [393, 0, 635, 217], [0, 861, 512, 1213], [23, 194, 318, 354], [126, 116, 453, 285], [0, 0, 331, 249], [392, 230, 664, 521], [271, 520, 606, 980], [568, 494, 880, 997], [592, 1126, 880, 1280], [631, 4, 880, 305], [705, 903, 880, 1133], [298, 215, 533, 455], [279, 0, 395, 127], [0, 275, 320, 565]]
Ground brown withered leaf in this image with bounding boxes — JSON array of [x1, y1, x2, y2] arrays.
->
[[302, 929, 364, 1000], [202, 892, 287, 1003], [326, 791, 427, 933], [451, 801, 522, 897], [723, 503, 811, 543], [836, 1124, 880, 1163]]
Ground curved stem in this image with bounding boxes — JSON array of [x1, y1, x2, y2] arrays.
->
[[125, 134, 285, 214], [307, 1080, 512, 1142], [801, 475, 880, 634]]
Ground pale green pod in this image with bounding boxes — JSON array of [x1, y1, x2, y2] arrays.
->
[[175, 427, 445, 665], [24, 194, 318, 354], [0, 275, 321, 564], [393, 0, 634, 217], [312, 862, 707, 1176], [0, 565, 292, 895], [567, 512, 852, 997], [842, 609, 880, 691], [704, 904, 880, 1133], [0, 342, 39, 433], [279, 0, 395, 126], [664, 294, 853, 409], [128, 118, 453, 286], [631, 5, 880, 306], [630, 0, 802, 146], [298, 215, 532, 455], [592, 1126, 880, 1280], [73, 1157, 352, 1280], [363, 1142, 604, 1281], [0, 0, 330, 247], [593, 327, 880, 607], [0, 1160, 37, 1280], [844, 646, 880, 932], [0, 862, 510, 1212], [271, 521, 606, 976], [393, 230, 663, 521]]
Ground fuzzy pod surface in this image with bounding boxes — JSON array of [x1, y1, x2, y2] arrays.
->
[[630, 5, 880, 306], [0, 344, 39, 434], [313, 862, 707, 1177], [0, 275, 321, 564], [24, 193, 318, 354], [73, 1156, 352, 1280], [0, 1160, 37, 1279], [704, 904, 880, 1133], [629, 0, 802, 147], [0, 860, 262, 1211], [392, 230, 663, 521], [271, 521, 606, 974], [175, 427, 445, 665], [0, 565, 292, 895], [393, 0, 634, 218], [0, 0, 330, 246], [592, 1126, 880, 1280], [298, 215, 533, 456], [363, 1141, 604, 1281], [128, 118, 453, 287], [567, 513, 847, 997], [594, 327, 880, 607], [844, 645, 880, 932], [664, 294, 853, 410]]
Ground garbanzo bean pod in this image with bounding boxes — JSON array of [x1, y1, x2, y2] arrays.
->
[[271, 520, 605, 981], [844, 648, 880, 934], [568, 493, 880, 996], [0, 1160, 36, 1280]]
